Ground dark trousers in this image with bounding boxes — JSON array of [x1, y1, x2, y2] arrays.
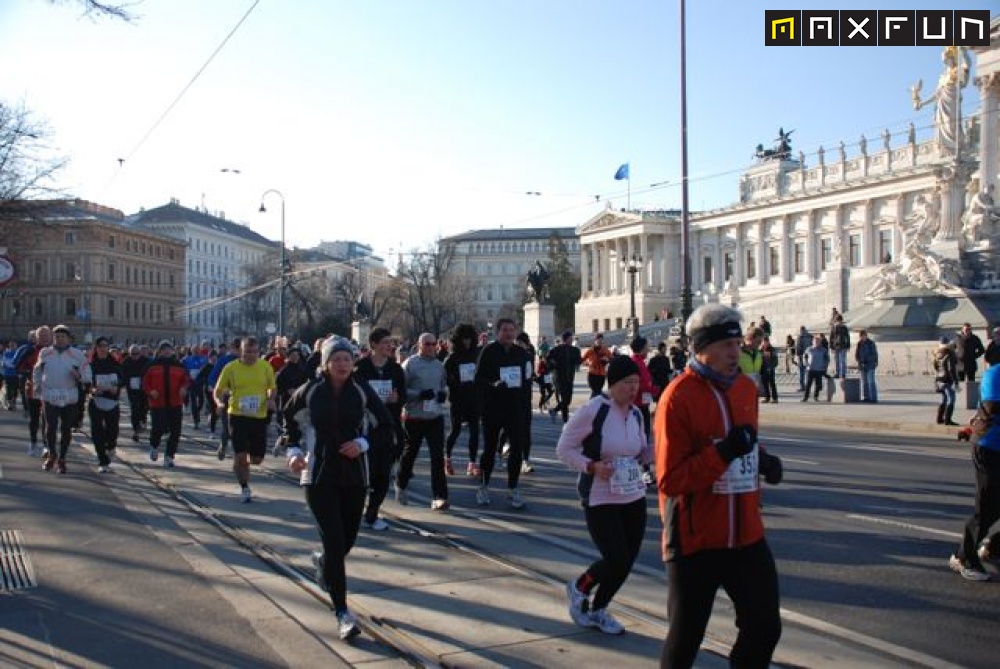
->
[[521, 391, 533, 461], [127, 389, 148, 431], [445, 400, 480, 462], [662, 540, 781, 669], [306, 482, 365, 612], [28, 398, 43, 444], [587, 374, 606, 398], [555, 380, 574, 422], [582, 498, 646, 610], [150, 407, 183, 457], [398, 417, 448, 500], [3, 376, 18, 408], [206, 389, 221, 432], [956, 446, 1000, 566], [481, 409, 524, 489], [19, 372, 30, 411], [44, 403, 78, 459], [88, 401, 120, 466], [760, 369, 778, 401], [188, 383, 205, 425], [364, 436, 396, 524], [960, 365, 978, 383], [803, 370, 824, 399]]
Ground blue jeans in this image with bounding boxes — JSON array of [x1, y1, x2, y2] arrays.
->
[[834, 349, 848, 378], [859, 367, 877, 402], [797, 362, 807, 390]]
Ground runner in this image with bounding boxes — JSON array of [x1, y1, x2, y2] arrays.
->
[[122, 344, 149, 442], [283, 337, 393, 640], [12, 330, 37, 417], [214, 336, 276, 502], [182, 344, 208, 430], [207, 339, 240, 460], [557, 355, 651, 635], [33, 324, 91, 473], [88, 336, 123, 473], [353, 327, 406, 530], [443, 324, 481, 476], [545, 330, 582, 424], [17, 327, 48, 455], [143, 340, 190, 468], [582, 333, 611, 397], [396, 332, 450, 511]]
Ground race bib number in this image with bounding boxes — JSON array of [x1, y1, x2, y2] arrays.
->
[[239, 395, 262, 414], [712, 444, 760, 494], [368, 380, 392, 401], [543, 374, 552, 384], [423, 399, 440, 414], [94, 374, 118, 390], [129, 377, 142, 390], [609, 457, 645, 495], [499, 366, 522, 388], [458, 363, 475, 383], [45, 388, 73, 407]]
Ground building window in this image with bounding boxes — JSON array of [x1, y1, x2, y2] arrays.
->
[[769, 246, 780, 276], [849, 234, 861, 267], [170, 273, 175, 289], [745, 249, 757, 279], [615, 317, 623, 330], [108, 263, 116, 282], [108, 299, 115, 317], [724, 252, 734, 280], [820, 238, 832, 270], [169, 249, 175, 260], [794, 242, 805, 274], [66, 262, 76, 281], [126, 267, 131, 284], [142, 303, 147, 320], [65, 231, 75, 246], [34, 261, 43, 279], [878, 228, 893, 263], [108, 235, 116, 249], [702, 256, 713, 284], [65, 298, 76, 317], [35, 298, 42, 317], [126, 302, 130, 320]]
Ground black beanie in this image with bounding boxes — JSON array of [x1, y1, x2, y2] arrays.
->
[[607, 354, 640, 387]]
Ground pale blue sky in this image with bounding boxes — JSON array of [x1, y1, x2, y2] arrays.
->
[[0, 0, 996, 261]]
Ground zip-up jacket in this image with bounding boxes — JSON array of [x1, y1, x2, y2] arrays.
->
[[654, 368, 765, 560], [546, 343, 582, 385], [402, 354, 447, 420], [122, 355, 149, 394], [89, 356, 123, 408], [142, 356, 190, 409], [354, 356, 406, 424], [32, 345, 92, 406], [475, 340, 529, 417]]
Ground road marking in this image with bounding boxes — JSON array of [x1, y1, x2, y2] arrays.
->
[[780, 457, 819, 465], [764, 434, 967, 460], [847, 513, 962, 539]]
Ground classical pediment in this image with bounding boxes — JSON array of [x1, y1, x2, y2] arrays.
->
[[577, 210, 640, 235]]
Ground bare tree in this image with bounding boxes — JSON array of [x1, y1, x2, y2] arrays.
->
[[50, 0, 138, 21], [396, 241, 477, 338], [0, 101, 68, 220]]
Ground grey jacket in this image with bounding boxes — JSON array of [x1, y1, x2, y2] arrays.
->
[[804, 346, 830, 373], [402, 354, 447, 420]]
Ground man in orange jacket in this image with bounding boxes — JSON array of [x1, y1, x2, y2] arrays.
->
[[655, 304, 783, 669]]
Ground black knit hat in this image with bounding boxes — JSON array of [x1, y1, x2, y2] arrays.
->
[[607, 354, 640, 387]]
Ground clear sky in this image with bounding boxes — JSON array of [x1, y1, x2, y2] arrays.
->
[[0, 0, 996, 262]]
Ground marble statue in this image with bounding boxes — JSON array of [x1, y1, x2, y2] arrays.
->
[[961, 183, 1000, 247], [912, 46, 971, 154]]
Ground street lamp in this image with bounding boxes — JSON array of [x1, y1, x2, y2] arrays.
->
[[620, 253, 643, 337], [679, 0, 693, 330], [259, 189, 286, 336]]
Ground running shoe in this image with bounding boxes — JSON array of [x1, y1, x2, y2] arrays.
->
[[56, 459, 67, 474], [163, 456, 175, 469], [336, 609, 361, 640], [507, 487, 525, 509], [149, 447, 159, 462], [949, 554, 990, 581], [312, 550, 329, 591], [241, 487, 253, 503], [98, 465, 111, 474], [978, 544, 999, 565], [521, 460, 534, 474], [444, 457, 454, 476], [431, 498, 450, 511], [216, 441, 227, 461], [364, 518, 389, 531], [589, 608, 625, 635], [501, 441, 510, 459], [565, 579, 592, 627], [42, 454, 55, 471], [467, 462, 480, 477], [132, 431, 140, 443], [394, 483, 408, 506], [476, 485, 491, 506]]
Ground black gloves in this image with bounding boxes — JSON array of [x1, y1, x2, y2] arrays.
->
[[493, 380, 508, 389], [715, 424, 756, 463], [419, 389, 435, 400], [436, 391, 447, 403], [759, 451, 783, 485]]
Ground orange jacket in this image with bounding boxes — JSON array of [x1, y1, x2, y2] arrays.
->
[[654, 368, 764, 560], [142, 357, 190, 409], [582, 345, 610, 376]]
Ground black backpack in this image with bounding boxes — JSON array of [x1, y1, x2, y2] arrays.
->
[[576, 397, 644, 507]]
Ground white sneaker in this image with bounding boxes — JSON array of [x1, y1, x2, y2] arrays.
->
[[149, 447, 159, 462], [500, 442, 511, 459], [476, 485, 491, 506], [241, 487, 253, 503], [394, 484, 408, 506], [337, 609, 360, 640], [521, 460, 534, 474], [949, 554, 989, 581], [98, 465, 111, 474], [590, 608, 625, 635], [431, 498, 450, 511], [364, 518, 389, 531], [507, 487, 525, 510], [979, 544, 999, 565], [566, 580, 593, 627]]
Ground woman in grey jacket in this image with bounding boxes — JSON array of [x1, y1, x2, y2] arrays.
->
[[802, 335, 830, 402]]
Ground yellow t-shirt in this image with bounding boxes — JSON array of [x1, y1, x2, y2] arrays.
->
[[216, 359, 276, 419]]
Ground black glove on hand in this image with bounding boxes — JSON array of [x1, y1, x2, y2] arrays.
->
[[436, 391, 447, 403], [715, 424, 756, 463], [419, 389, 435, 400], [759, 451, 783, 485], [493, 380, 508, 389]]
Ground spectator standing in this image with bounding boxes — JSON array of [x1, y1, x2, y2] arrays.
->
[[737, 329, 764, 396], [956, 323, 985, 382], [802, 335, 830, 402], [830, 314, 851, 378], [758, 315, 772, 338], [647, 342, 672, 401], [855, 331, 879, 402], [784, 334, 796, 374], [794, 326, 811, 391], [934, 336, 960, 426], [759, 337, 779, 403]]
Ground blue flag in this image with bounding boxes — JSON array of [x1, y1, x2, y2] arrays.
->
[[614, 162, 629, 180]]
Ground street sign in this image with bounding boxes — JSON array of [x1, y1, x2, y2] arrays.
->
[[0, 252, 16, 288], [264, 323, 276, 335]]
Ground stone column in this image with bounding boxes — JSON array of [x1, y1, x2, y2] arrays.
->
[[580, 243, 590, 296], [757, 219, 767, 284], [978, 73, 999, 196], [858, 200, 873, 266]]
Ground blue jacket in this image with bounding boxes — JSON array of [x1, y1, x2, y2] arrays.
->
[[971, 365, 1000, 451]]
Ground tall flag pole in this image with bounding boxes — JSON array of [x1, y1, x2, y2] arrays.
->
[[614, 162, 631, 209]]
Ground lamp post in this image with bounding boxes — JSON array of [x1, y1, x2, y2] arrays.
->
[[620, 253, 643, 337], [678, 0, 693, 331], [259, 190, 286, 336]]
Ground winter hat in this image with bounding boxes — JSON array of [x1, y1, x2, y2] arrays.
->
[[607, 354, 640, 387], [157, 339, 175, 352], [52, 324, 71, 336], [630, 336, 648, 353], [94, 336, 110, 346], [320, 337, 355, 366]]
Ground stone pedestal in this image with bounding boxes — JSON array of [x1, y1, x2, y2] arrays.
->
[[523, 302, 555, 349], [840, 378, 861, 403], [351, 320, 371, 346], [965, 380, 980, 410]]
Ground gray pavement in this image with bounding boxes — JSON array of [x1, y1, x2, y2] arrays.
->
[[0, 370, 967, 668]]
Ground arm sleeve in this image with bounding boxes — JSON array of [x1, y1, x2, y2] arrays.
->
[[654, 387, 729, 496]]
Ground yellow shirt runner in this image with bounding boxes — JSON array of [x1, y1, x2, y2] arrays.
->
[[216, 359, 276, 419]]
